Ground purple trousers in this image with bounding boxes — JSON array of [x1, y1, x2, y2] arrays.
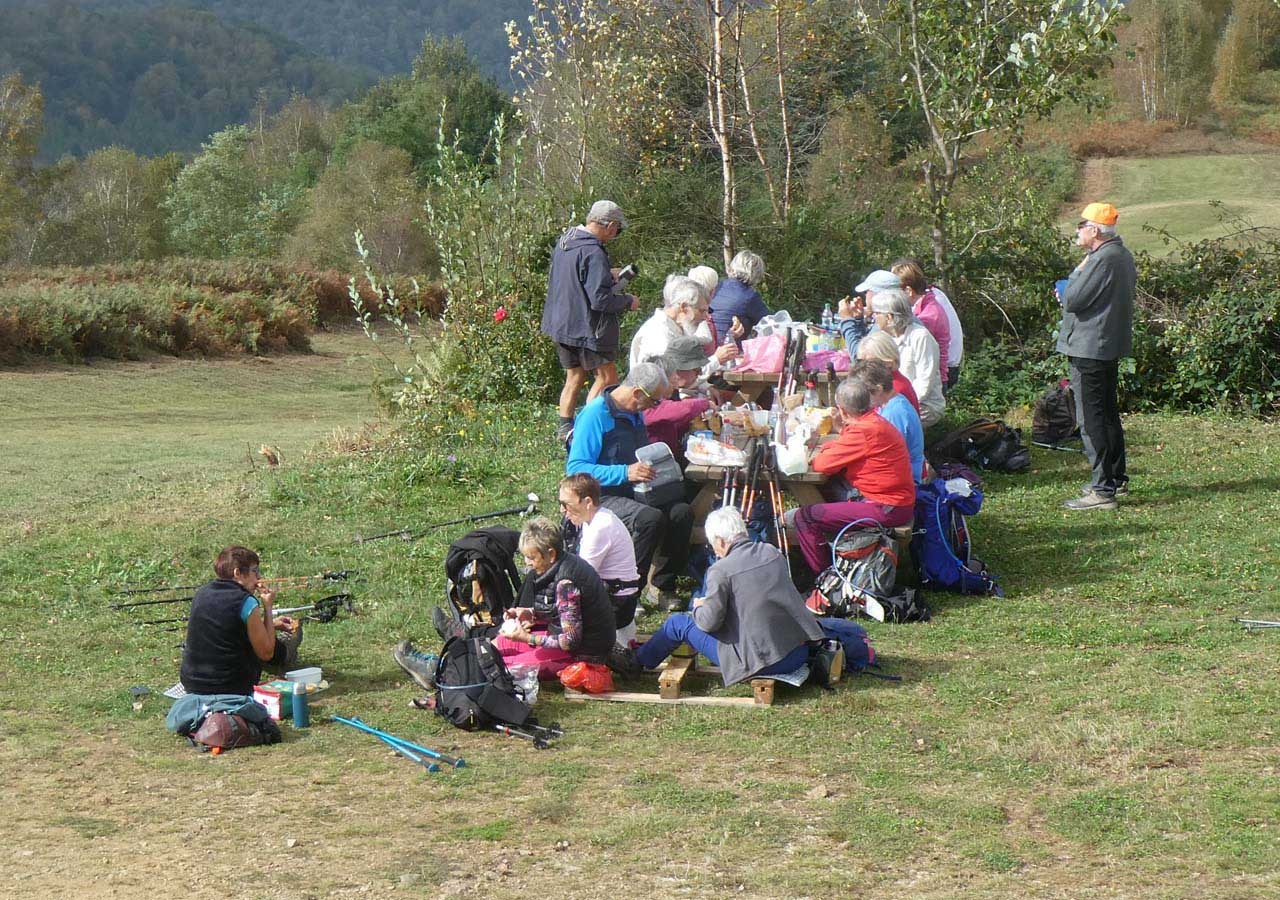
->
[[795, 501, 913, 575]]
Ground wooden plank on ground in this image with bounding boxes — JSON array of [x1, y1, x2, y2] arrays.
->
[[658, 654, 695, 699], [564, 688, 767, 708]]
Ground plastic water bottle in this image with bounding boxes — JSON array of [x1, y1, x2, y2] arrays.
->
[[821, 303, 834, 329], [803, 380, 820, 409], [721, 327, 737, 370]]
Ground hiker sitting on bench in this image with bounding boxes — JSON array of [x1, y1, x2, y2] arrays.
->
[[625, 507, 822, 685], [791, 378, 915, 576], [558, 473, 642, 648], [849, 358, 924, 481], [495, 517, 618, 679], [179, 545, 302, 696], [566, 362, 694, 612]]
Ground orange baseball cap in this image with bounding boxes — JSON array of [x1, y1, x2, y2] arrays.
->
[[1080, 202, 1119, 226]]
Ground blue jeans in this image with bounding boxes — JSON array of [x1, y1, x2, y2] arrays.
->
[[635, 613, 810, 676]]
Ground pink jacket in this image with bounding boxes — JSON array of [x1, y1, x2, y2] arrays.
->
[[913, 288, 951, 383]]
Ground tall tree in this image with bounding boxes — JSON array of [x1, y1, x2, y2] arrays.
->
[[1115, 0, 1218, 124], [0, 73, 43, 259], [855, 0, 1122, 288]]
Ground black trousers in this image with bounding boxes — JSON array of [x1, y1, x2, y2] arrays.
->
[[1069, 356, 1127, 495], [600, 494, 694, 591]]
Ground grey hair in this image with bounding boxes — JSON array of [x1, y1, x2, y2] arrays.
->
[[518, 516, 564, 557], [662, 274, 703, 310], [687, 265, 719, 305], [834, 377, 872, 417], [1094, 222, 1116, 237], [856, 330, 900, 366], [873, 287, 914, 336], [622, 361, 670, 395], [705, 505, 748, 545], [727, 250, 765, 286]]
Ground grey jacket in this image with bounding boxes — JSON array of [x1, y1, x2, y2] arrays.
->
[[692, 538, 824, 686], [1056, 236, 1136, 361], [541, 227, 632, 352]]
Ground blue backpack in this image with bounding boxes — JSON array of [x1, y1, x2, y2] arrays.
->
[[911, 478, 1004, 596], [815, 618, 901, 681]]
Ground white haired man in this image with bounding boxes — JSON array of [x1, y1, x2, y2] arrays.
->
[[629, 274, 738, 370], [1057, 202, 1135, 510], [622, 507, 823, 683]]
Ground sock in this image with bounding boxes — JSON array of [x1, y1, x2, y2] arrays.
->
[[559, 416, 573, 428]]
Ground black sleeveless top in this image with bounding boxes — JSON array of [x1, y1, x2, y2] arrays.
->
[[517, 552, 616, 662], [180, 579, 261, 695]]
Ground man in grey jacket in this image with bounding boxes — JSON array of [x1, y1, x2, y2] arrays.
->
[[542, 200, 641, 442], [630, 507, 822, 685], [1057, 202, 1136, 510]]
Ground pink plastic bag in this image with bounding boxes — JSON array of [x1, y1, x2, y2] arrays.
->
[[735, 333, 787, 373], [804, 349, 850, 372]]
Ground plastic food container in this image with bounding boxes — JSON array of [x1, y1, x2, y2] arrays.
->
[[285, 667, 322, 685]]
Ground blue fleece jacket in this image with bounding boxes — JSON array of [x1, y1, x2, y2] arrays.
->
[[541, 226, 633, 352], [709, 278, 770, 344], [878, 394, 924, 481], [566, 392, 648, 497]]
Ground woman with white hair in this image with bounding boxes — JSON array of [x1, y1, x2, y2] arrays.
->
[[630, 274, 738, 370], [856, 330, 920, 416], [868, 288, 944, 427], [618, 507, 823, 684], [709, 249, 769, 345]]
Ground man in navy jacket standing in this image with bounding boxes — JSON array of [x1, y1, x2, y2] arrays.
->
[[542, 200, 640, 442], [1057, 202, 1136, 511]]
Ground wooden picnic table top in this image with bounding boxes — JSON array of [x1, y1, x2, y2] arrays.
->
[[685, 463, 826, 483], [723, 368, 843, 385]]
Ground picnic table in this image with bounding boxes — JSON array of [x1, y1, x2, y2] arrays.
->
[[685, 462, 827, 544], [723, 368, 841, 405]]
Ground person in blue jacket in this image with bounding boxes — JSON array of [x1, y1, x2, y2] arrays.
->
[[566, 362, 694, 611], [849, 358, 925, 481], [541, 200, 641, 442], [708, 249, 769, 344]]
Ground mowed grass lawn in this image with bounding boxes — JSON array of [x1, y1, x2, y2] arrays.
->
[[1066, 153, 1280, 256], [2, 339, 1278, 899]]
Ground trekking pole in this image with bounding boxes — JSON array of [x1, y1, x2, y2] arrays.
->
[[355, 494, 539, 543], [110, 595, 194, 610], [331, 715, 466, 768], [274, 593, 354, 622], [493, 722, 551, 750], [111, 570, 357, 599], [1235, 618, 1280, 629]]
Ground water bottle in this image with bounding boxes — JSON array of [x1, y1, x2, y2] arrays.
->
[[291, 683, 310, 728], [803, 380, 820, 409], [821, 303, 834, 329], [721, 327, 737, 370]]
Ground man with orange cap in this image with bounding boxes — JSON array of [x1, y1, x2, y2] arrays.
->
[[1057, 202, 1136, 510]]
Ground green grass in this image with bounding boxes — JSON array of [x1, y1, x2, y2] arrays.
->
[[2, 342, 1279, 898], [1065, 153, 1280, 255]]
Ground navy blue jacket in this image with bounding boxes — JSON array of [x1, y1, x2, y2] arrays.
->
[[541, 227, 633, 352], [566, 391, 648, 498], [709, 277, 770, 344]]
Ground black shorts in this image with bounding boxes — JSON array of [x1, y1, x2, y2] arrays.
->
[[556, 342, 617, 372]]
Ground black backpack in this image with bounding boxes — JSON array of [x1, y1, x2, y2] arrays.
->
[[444, 527, 522, 626], [433, 636, 532, 731], [1032, 380, 1079, 446], [930, 418, 1030, 474]]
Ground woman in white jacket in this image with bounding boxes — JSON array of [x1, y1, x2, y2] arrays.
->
[[869, 288, 945, 427]]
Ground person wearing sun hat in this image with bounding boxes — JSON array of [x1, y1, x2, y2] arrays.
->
[[1057, 201, 1136, 511]]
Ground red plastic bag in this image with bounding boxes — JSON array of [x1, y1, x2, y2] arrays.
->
[[558, 661, 614, 694]]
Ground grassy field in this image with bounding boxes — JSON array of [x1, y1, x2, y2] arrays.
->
[[1068, 153, 1280, 255], [2, 338, 1279, 899]]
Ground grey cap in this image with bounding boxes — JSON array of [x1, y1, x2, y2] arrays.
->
[[662, 335, 710, 373], [854, 269, 901, 293], [587, 199, 628, 231]]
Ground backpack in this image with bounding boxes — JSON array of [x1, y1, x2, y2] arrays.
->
[[911, 478, 1003, 596], [444, 527, 522, 627], [930, 418, 1030, 474], [432, 636, 532, 731], [804, 521, 899, 618], [1032, 380, 1079, 446], [190, 711, 281, 750]]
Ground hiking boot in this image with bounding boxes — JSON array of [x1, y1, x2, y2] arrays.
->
[[1114, 482, 1130, 498], [432, 606, 465, 642], [393, 639, 439, 690], [644, 586, 685, 613], [606, 643, 642, 678], [1063, 489, 1118, 511]]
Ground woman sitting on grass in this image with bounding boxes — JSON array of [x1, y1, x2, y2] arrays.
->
[[179, 545, 302, 697], [495, 517, 618, 679]]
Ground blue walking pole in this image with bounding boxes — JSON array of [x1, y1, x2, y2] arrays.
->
[[332, 716, 439, 772], [331, 715, 467, 768]]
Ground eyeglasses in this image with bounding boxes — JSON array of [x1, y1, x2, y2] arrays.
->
[[1076, 221, 1094, 231], [637, 385, 659, 408], [557, 498, 571, 510]]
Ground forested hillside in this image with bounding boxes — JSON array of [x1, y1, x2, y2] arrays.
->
[[40, 0, 527, 79], [0, 0, 375, 160]]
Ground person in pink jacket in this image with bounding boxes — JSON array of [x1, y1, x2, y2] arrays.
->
[[892, 259, 950, 385]]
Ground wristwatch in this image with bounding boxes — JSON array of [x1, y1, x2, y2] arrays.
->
[[527, 636, 537, 647]]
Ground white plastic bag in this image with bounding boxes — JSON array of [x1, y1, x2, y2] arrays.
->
[[507, 664, 539, 706], [775, 427, 812, 476]]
